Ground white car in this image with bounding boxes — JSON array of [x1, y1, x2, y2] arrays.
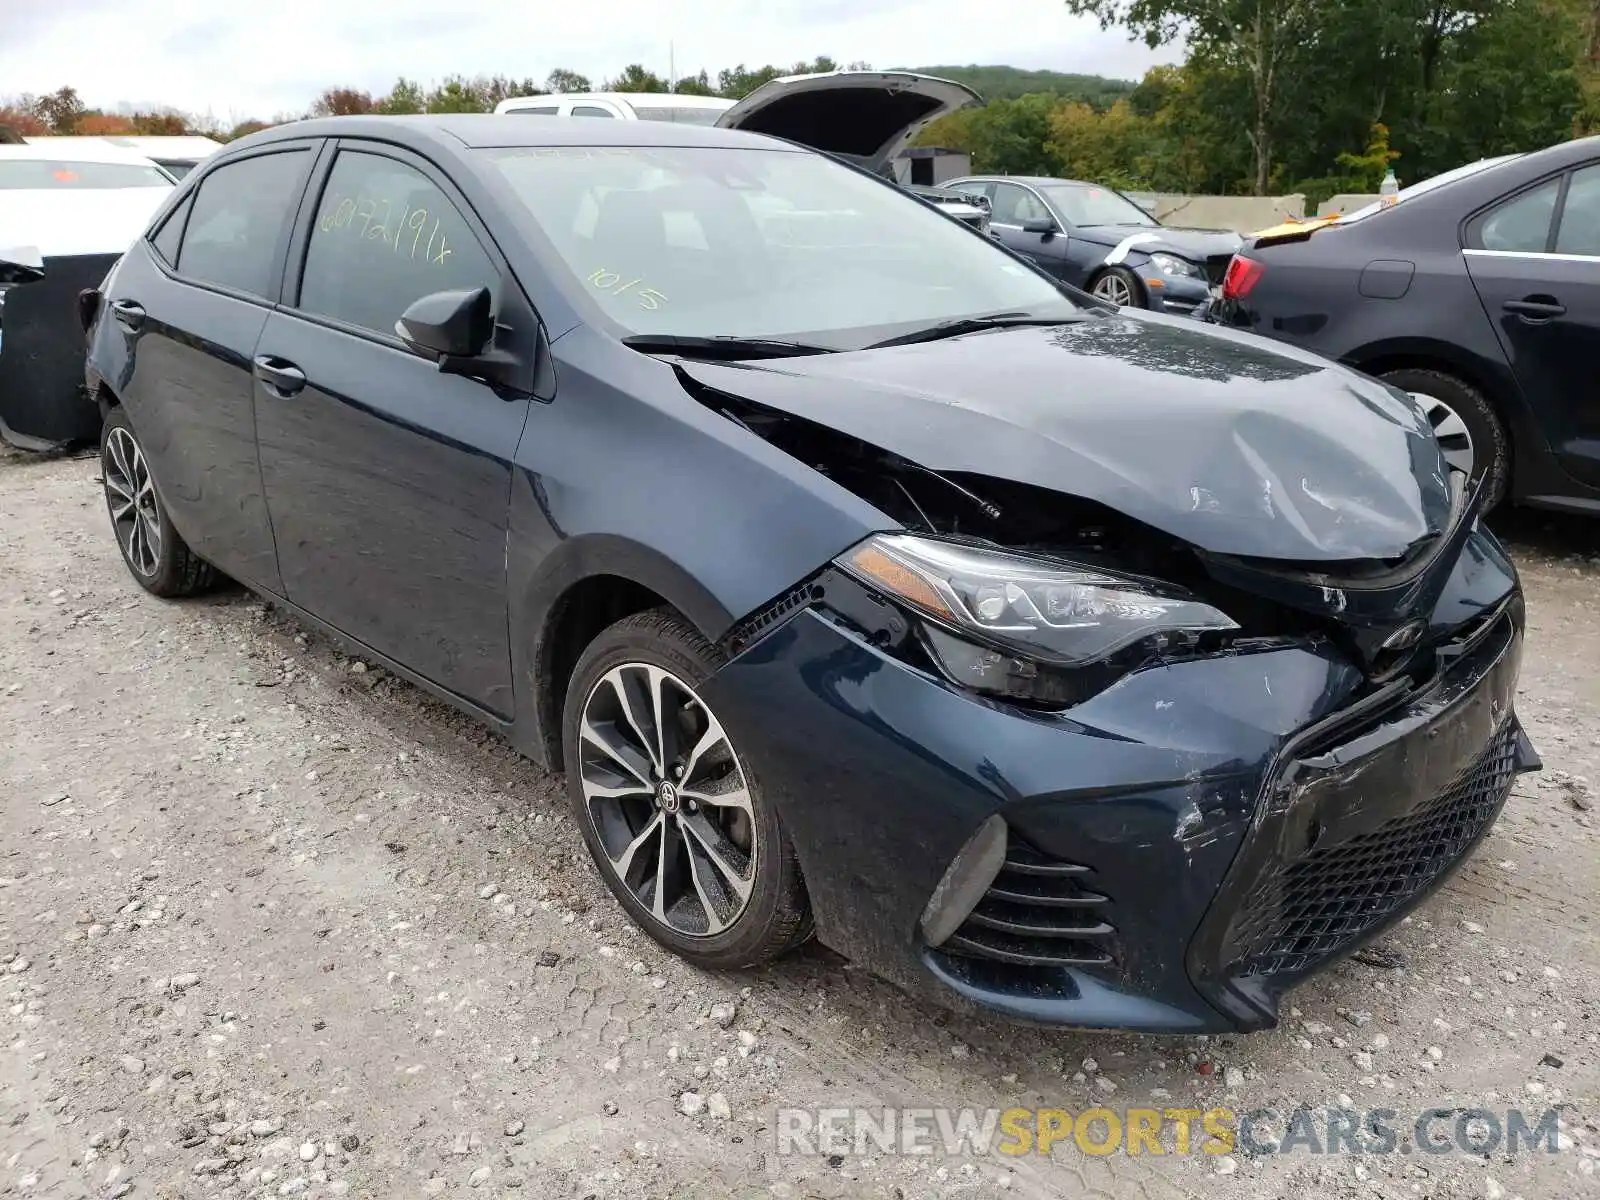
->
[[495, 91, 735, 124], [0, 140, 174, 449], [27, 134, 226, 179]]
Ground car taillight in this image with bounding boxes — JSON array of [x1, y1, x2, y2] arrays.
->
[[1221, 255, 1264, 301]]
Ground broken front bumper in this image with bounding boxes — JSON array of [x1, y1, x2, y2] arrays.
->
[[701, 574, 1533, 1033]]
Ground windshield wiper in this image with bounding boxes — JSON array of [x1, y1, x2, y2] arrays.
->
[[865, 312, 1080, 350], [621, 334, 835, 360]]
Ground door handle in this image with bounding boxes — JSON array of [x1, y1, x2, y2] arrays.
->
[[252, 355, 306, 396], [110, 299, 145, 331], [1502, 296, 1565, 321]]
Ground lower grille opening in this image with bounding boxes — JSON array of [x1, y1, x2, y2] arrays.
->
[[1228, 719, 1520, 979], [940, 838, 1118, 969]]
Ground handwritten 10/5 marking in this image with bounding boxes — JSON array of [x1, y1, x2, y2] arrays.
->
[[319, 193, 454, 267], [587, 268, 667, 310]]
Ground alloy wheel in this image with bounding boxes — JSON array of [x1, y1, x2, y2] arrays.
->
[[1409, 391, 1474, 478], [577, 663, 756, 937], [1092, 272, 1134, 306], [104, 426, 162, 577]]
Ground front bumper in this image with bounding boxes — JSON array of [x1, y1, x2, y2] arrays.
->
[[702, 559, 1533, 1032], [1142, 271, 1215, 317]]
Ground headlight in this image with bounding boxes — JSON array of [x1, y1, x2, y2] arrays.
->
[[1147, 252, 1204, 279], [836, 534, 1237, 703]]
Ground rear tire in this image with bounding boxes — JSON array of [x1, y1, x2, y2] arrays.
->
[[101, 407, 216, 597], [562, 608, 812, 970], [1379, 367, 1509, 510]]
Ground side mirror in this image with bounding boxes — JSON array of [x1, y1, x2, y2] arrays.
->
[[1021, 217, 1057, 236], [395, 287, 494, 360], [0, 244, 46, 287]]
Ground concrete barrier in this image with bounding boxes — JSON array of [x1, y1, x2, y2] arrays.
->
[[1318, 193, 1380, 217], [1125, 193, 1307, 232]]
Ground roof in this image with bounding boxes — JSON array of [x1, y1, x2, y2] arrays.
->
[[236, 113, 794, 153], [498, 92, 735, 112], [6, 139, 164, 165]]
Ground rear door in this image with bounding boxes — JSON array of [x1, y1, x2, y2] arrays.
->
[[252, 140, 533, 715], [109, 144, 317, 591], [1463, 163, 1600, 487]]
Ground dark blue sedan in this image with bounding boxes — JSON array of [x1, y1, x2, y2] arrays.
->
[[947, 174, 1242, 316], [82, 115, 1536, 1032]]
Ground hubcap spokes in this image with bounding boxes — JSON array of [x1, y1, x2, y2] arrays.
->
[[578, 663, 756, 937], [1410, 392, 1475, 477], [1095, 274, 1132, 306], [105, 427, 162, 576]]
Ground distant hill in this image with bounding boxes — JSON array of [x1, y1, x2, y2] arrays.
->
[[904, 65, 1137, 106]]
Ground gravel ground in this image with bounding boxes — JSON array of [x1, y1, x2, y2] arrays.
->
[[1, 446, 1596, 1200]]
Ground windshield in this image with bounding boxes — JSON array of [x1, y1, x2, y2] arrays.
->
[[483, 145, 1077, 345], [630, 106, 729, 126], [0, 160, 172, 190], [1042, 184, 1157, 228], [1339, 154, 1523, 221]]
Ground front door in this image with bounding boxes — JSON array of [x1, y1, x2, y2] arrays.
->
[[253, 142, 531, 715], [988, 182, 1071, 279], [1464, 163, 1600, 488]]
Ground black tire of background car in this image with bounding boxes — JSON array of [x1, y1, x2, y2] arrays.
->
[[562, 607, 814, 969], [1379, 367, 1510, 511], [1089, 265, 1147, 309], [100, 407, 218, 598]]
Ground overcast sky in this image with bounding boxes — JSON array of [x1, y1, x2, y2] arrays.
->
[[1, 0, 1171, 123]]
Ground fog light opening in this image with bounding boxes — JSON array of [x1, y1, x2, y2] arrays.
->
[[920, 814, 1008, 947]]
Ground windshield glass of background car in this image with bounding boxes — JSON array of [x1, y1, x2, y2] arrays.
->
[[483, 145, 1074, 343], [0, 161, 172, 190], [1042, 184, 1156, 227], [629, 106, 728, 125]]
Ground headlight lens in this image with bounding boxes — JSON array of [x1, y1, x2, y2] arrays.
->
[[836, 534, 1237, 700], [1148, 252, 1204, 279]]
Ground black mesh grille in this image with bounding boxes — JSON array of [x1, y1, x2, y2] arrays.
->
[[1227, 720, 1520, 978], [941, 838, 1118, 968]]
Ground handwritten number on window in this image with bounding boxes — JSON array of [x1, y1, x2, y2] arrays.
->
[[319, 191, 457, 268]]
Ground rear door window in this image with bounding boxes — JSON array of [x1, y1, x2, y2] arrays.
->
[[296, 149, 497, 339], [177, 150, 310, 298], [571, 105, 617, 118], [1555, 164, 1600, 257]]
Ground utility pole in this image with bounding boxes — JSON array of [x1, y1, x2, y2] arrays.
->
[[669, 42, 676, 92]]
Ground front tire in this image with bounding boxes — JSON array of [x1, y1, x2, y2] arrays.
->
[[101, 407, 216, 597], [1379, 367, 1509, 509], [1090, 265, 1145, 308], [562, 608, 812, 969]]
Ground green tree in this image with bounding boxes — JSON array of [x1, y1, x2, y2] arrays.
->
[[425, 77, 488, 113], [607, 64, 669, 93], [672, 70, 717, 96], [1048, 99, 1152, 187], [376, 78, 425, 115], [545, 68, 592, 94], [1064, 0, 1320, 193]]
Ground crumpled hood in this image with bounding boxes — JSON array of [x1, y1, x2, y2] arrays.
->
[[1074, 224, 1244, 263], [677, 314, 1454, 562]]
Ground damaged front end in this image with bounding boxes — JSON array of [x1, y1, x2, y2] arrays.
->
[[684, 354, 1536, 1030]]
